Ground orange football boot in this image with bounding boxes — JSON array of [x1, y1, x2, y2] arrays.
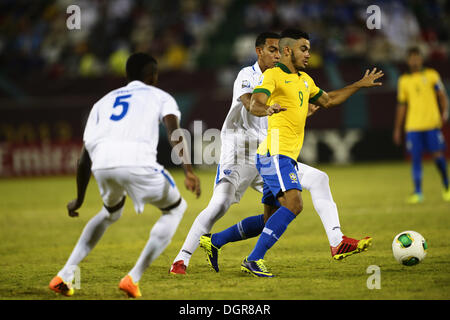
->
[[119, 275, 142, 298], [49, 276, 74, 296]]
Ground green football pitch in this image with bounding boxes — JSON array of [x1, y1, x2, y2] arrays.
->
[[0, 161, 449, 300]]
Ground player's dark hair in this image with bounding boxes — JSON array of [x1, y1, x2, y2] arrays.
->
[[407, 46, 421, 56], [126, 52, 157, 82], [255, 32, 280, 48], [280, 28, 309, 41]]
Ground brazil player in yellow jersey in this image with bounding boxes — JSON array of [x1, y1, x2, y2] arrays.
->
[[393, 47, 450, 204], [240, 29, 383, 277]]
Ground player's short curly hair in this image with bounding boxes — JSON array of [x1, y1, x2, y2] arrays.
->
[[280, 29, 309, 41], [126, 53, 157, 82], [278, 29, 310, 53], [255, 32, 280, 48]]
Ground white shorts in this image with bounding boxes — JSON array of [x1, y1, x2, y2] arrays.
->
[[93, 167, 181, 214], [214, 163, 263, 204]]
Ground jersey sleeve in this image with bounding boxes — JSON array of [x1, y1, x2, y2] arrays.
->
[[159, 92, 181, 122], [234, 68, 254, 100], [428, 69, 444, 92], [253, 69, 276, 97], [397, 76, 407, 104], [307, 76, 323, 103]]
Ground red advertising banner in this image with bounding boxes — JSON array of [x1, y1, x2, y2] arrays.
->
[[0, 142, 82, 177]]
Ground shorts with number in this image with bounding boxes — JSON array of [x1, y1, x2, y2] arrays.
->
[[255, 153, 302, 207], [93, 166, 181, 214], [406, 129, 446, 155]]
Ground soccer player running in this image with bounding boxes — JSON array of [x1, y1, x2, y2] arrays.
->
[[170, 32, 281, 274], [239, 29, 383, 278], [393, 47, 450, 204], [170, 31, 374, 276], [49, 53, 201, 298]]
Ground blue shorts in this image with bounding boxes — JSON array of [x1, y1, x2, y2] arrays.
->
[[406, 129, 446, 155], [255, 153, 302, 207]]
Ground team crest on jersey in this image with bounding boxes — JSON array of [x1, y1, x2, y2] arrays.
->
[[289, 172, 298, 183], [303, 80, 309, 89], [242, 80, 250, 88], [223, 169, 232, 176]]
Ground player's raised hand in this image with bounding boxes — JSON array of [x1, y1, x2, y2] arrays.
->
[[185, 171, 201, 198], [358, 67, 384, 87], [266, 103, 287, 116], [67, 199, 82, 217]]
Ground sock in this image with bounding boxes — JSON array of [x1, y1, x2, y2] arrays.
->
[[129, 199, 186, 282], [247, 207, 296, 261], [297, 163, 343, 247], [434, 156, 449, 190], [411, 153, 423, 194], [312, 200, 343, 247], [58, 206, 123, 282], [211, 214, 265, 248], [173, 182, 234, 267]]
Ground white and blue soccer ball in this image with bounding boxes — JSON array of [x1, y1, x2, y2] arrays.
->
[[392, 231, 428, 266]]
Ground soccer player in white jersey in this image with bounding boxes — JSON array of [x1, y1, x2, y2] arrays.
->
[[169, 32, 280, 274], [170, 32, 353, 275], [49, 53, 200, 298]]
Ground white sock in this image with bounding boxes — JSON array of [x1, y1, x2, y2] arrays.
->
[[173, 182, 234, 266], [58, 206, 123, 282], [298, 163, 343, 247], [128, 198, 187, 282]]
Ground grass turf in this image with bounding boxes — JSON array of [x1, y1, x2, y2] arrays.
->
[[0, 161, 449, 300]]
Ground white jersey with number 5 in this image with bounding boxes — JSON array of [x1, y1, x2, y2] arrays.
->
[[83, 80, 181, 171]]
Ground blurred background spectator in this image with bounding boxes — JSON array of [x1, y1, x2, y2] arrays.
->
[[1, 0, 449, 176], [1, 0, 448, 80]]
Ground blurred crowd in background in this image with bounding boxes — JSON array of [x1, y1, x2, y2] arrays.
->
[[1, 0, 230, 78], [1, 0, 449, 79]]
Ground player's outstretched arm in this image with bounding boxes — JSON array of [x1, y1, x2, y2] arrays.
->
[[314, 68, 384, 108], [67, 145, 92, 217], [163, 114, 201, 198], [250, 92, 286, 117]]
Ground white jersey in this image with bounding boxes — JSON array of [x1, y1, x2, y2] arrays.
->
[[83, 80, 181, 170], [220, 61, 267, 166]]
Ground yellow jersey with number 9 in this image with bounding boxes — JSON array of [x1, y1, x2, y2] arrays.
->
[[253, 62, 323, 161]]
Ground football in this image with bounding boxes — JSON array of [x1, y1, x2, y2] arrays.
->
[[392, 231, 428, 266]]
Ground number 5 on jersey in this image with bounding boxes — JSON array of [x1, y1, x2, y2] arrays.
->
[[110, 94, 132, 121]]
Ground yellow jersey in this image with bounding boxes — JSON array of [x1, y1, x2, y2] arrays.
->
[[254, 62, 322, 161], [397, 68, 443, 131]]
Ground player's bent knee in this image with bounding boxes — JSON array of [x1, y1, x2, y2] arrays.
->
[[293, 202, 303, 215], [107, 208, 123, 223], [283, 201, 302, 216], [290, 197, 304, 215], [103, 196, 125, 222], [160, 197, 182, 212], [208, 197, 232, 217], [104, 196, 126, 213]]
